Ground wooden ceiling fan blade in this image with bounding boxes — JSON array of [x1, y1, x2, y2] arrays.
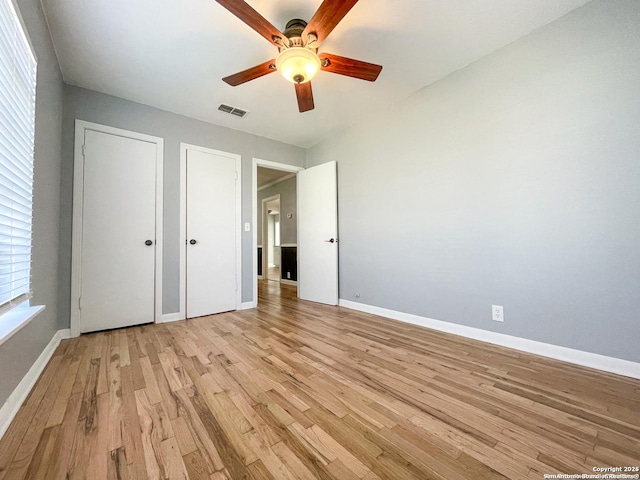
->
[[295, 82, 314, 113], [320, 53, 382, 82], [214, 0, 284, 47], [302, 0, 360, 45], [222, 59, 277, 86]]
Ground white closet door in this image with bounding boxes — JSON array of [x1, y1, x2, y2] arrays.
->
[[298, 161, 339, 305], [80, 130, 157, 333], [186, 148, 238, 318]]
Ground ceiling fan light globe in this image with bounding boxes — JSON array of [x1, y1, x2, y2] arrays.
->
[[276, 47, 321, 84]]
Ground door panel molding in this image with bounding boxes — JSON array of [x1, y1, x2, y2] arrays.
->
[[71, 120, 164, 337], [179, 143, 242, 320]]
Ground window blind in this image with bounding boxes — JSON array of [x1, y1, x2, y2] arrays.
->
[[0, 0, 37, 313]]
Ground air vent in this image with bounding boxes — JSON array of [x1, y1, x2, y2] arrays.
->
[[218, 104, 249, 118]]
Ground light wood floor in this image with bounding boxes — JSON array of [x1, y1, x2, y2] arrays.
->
[[266, 266, 280, 282], [1, 282, 639, 479]]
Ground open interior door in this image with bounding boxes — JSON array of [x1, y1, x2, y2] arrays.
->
[[297, 161, 338, 305]]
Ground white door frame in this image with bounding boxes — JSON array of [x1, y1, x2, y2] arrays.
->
[[261, 194, 280, 281], [71, 120, 164, 337], [179, 143, 242, 320], [252, 158, 303, 307]]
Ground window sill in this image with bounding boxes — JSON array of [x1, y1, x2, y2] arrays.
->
[[0, 305, 46, 347]]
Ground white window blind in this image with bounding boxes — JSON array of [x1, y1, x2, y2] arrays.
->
[[0, 0, 37, 313]]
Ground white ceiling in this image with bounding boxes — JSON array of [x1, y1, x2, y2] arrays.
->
[[257, 166, 293, 189], [42, 0, 591, 148]]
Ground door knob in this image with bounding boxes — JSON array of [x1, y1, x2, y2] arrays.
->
[[325, 238, 336, 243], [189, 239, 197, 245], [145, 240, 153, 246]]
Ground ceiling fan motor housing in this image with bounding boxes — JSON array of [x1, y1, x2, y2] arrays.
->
[[283, 19, 309, 47]]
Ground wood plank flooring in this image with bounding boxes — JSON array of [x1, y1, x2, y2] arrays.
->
[[1, 281, 639, 479]]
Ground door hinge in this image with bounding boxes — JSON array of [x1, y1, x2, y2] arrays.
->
[[78, 297, 82, 310], [82, 144, 86, 157]]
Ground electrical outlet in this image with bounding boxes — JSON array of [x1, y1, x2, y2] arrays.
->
[[287, 271, 291, 279], [492, 305, 504, 322], [244, 222, 250, 231]]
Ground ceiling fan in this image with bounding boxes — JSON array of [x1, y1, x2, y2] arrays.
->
[[215, 0, 383, 113]]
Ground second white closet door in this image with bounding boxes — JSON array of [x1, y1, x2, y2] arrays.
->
[[186, 148, 238, 318]]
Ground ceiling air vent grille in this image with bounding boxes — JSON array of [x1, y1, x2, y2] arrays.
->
[[218, 104, 249, 118]]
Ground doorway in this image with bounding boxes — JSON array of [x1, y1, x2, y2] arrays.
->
[[252, 159, 339, 308], [262, 195, 281, 282], [253, 159, 303, 307]]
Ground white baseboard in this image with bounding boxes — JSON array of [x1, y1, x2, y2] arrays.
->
[[159, 313, 182, 324], [280, 279, 297, 286], [241, 302, 256, 310], [0, 328, 71, 440], [339, 299, 640, 380]]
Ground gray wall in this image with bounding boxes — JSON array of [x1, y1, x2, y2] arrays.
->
[[60, 86, 305, 318], [306, 0, 640, 362], [257, 175, 297, 246], [0, 0, 64, 405]]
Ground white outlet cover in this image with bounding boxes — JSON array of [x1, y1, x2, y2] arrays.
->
[[492, 305, 504, 322]]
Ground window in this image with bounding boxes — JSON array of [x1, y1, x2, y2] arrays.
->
[[0, 0, 37, 314]]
